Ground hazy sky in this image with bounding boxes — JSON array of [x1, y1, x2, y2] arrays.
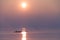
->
[[0, 0, 60, 40]]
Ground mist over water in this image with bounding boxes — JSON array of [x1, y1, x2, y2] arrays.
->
[[0, 0, 60, 40]]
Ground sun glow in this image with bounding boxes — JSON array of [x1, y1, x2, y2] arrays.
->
[[21, 28, 26, 40], [21, 2, 27, 8], [22, 31, 26, 40]]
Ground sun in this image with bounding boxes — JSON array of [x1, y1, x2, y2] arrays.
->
[[21, 2, 27, 8]]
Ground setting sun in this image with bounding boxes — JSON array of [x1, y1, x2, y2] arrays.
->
[[21, 2, 27, 8]]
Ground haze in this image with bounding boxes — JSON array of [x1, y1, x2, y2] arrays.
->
[[0, 0, 60, 40]]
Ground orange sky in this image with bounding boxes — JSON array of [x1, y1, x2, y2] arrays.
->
[[1, 0, 59, 13]]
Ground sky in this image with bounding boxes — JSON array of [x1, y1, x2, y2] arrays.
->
[[0, 0, 60, 40]]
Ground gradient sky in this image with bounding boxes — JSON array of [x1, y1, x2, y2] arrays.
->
[[0, 0, 60, 40]]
